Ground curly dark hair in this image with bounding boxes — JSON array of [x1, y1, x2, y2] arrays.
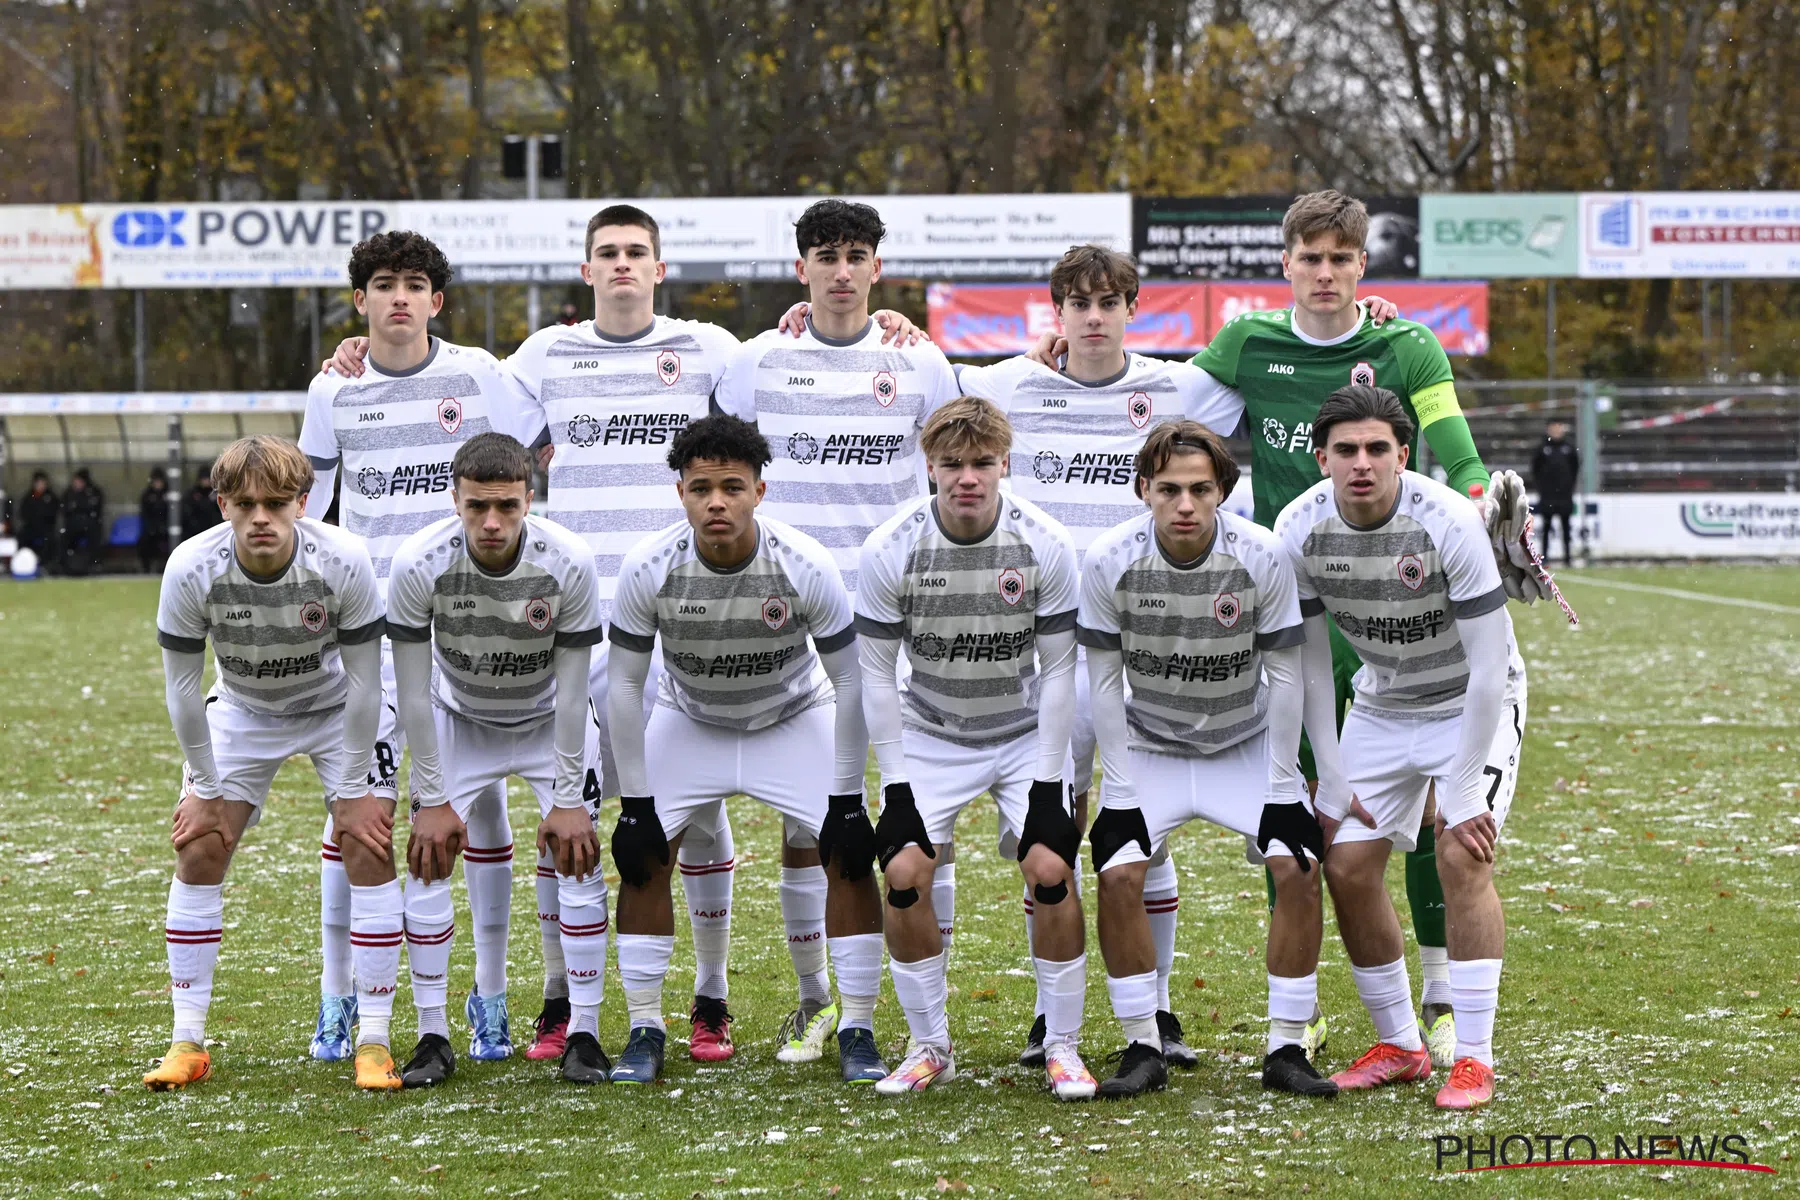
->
[[794, 199, 886, 257], [348, 230, 453, 293], [667, 415, 773, 478]]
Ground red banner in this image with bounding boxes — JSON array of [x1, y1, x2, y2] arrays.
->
[[928, 281, 1490, 356]]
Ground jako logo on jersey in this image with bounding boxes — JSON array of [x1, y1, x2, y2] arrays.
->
[[998, 567, 1024, 606], [762, 595, 790, 631], [1128, 391, 1152, 430], [873, 370, 897, 407], [356, 468, 387, 499], [657, 350, 682, 386], [1033, 450, 1065, 483], [1267, 363, 1295, 375], [300, 601, 328, 633], [1397, 554, 1425, 590], [1351, 361, 1376, 387], [437, 397, 463, 435], [1214, 592, 1242, 628], [788, 432, 820, 464], [525, 598, 552, 631]]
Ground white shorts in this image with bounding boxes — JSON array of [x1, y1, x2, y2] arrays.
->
[[1097, 725, 1306, 872], [429, 707, 603, 825], [645, 703, 834, 848], [179, 697, 345, 830], [587, 638, 663, 802], [1334, 682, 1529, 853], [903, 728, 1073, 857]]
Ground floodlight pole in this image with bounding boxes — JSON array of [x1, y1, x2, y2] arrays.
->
[[526, 135, 541, 334]]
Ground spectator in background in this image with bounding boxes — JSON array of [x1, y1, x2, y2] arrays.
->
[[557, 301, 582, 325], [61, 467, 105, 576], [1532, 419, 1581, 565], [138, 467, 172, 573], [18, 471, 61, 569], [181, 467, 224, 542]]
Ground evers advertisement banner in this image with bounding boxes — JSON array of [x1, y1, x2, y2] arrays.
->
[[927, 282, 1489, 356], [1419, 193, 1580, 277], [0, 195, 1131, 289], [1134, 196, 1419, 280]]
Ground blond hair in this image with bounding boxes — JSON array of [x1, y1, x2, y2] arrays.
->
[[1282, 190, 1369, 253], [210, 435, 314, 501], [919, 396, 1014, 462]]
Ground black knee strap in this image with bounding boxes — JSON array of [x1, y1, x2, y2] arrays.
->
[[1032, 880, 1069, 906], [1089, 805, 1152, 875], [886, 885, 920, 909]]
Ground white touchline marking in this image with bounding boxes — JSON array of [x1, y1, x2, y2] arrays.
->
[[1557, 574, 1800, 617]]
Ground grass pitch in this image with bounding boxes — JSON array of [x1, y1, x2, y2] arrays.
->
[[1, 565, 1796, 1198]]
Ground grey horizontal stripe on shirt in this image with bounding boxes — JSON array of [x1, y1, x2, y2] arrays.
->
[[370, 556, 396, 579], [592, 554, 626, 580], [433, 613, 552, 642], [764, 479, 919, 506], [1255, 624, 1307, 651], [905, 592, 1038, 620], [309, 453, 340, 470], [1129, 681, 1261, 716], [1451, 584, 1508, 619], [754, 348, 918, 372], [1009, 411, 1179, 438], [1038, 609, 1078, 634], [442, 670, 552, 701], [854, 614, 905, 639], [1129, 709, 1264, 753], [1030, 501, 1145, 530], [786, 524, 886, 550], [555, 626, 607, 648], [1119, 563, 1253, 596], [657, 572, 787, 602], [205, 579, 332, 610], [388, 623, 432, 643], [1354, 701, 1461, 720], [547, 463, 678, 489], [263, 695, 347, 718], [543, 374, 714, 403], [1118, 613, 1257, 642], [554, 508, 684, 534], [904, 698, 1035, 735], [1075, 625, 1122, 650], [223, 674, 338, 705], [340, 618, 385, 645], [905, 543, 1037, 574], [544, 333, 705, 357], [433, 573, 562, 604], [335, 416, 497, 453], [1304, 528, 1438, 560], [1313, 575, 1448, 603], [210, 622, 333, 648], [158, 630, 207, 653], [755, 391, 927, 417], [331, 373, 481, 407], [907, 670, 1034, 701], [814, 625, 856, 655], [899, 715, 1037, 749], [670, 674, 816, 708], [344, 509, 451, 541], [1375, 675, 1471, 700], [839, 569, 861, 594], [1351, 642, 1467, 673], [610, 625, 656, 652], [662, 617, 809, 643]]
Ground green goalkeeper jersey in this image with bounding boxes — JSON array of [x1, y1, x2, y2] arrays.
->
[[1192, 305, 1488, 525]]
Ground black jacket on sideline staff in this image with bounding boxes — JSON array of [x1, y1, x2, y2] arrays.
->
[[1532, 437, 1581, 509]]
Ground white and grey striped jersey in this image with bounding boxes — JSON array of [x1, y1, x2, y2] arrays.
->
[[856, 494, 1077, 748], [156, 518, 386, 717], [715, 319, 959, 596], [1275, 471, 1523, 719], [957, 353, 1245, 562], [1077, 509, 1303, 755], [385, 514, 604, 727], [609, 515, 855, 731], [299, 338, 526, 585], [507, 317, 746, 623]]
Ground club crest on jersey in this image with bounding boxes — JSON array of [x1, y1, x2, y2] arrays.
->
[[437, 397, 463, 435], [567, 414, 602, 448], [299, 601, 327, 634], [873, 370, 897, 407], [1214, 592, 1242, 628], [356, 467, 387, 499], [998, 567, 1025, 606], [1127, 391, 1152, 430], [788, 432, 820, 464], [1351, 361, 1376, 388], [657, 351, 682, 386], [1397, 554, 1424, 590], [525, 598, 552, 631], [762, 594, 790, 631], [1032, 450, 1065, 483]]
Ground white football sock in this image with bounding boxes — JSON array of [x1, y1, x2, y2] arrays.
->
[[1034, 953, 1086, 1049], [932, 861, 956, 956], [828, 933, 883, 1031], [889, 952, 950, 1051], [1022, 886, 1045, 1019], [570, 1002, 599, 1039], [535, 852, 567, 1000], [404, 874, 455, 1013], [1449, 957, 1502, 1066], [463, 785, 513, 998], [349, 879, 403, 1047], [418, 1005, 450, 1039], [1419, 944, 1452, 1008], [780, 866, 831, 1006], [1106, 970, 1161, 1049], [678, 816, 734, 1001], [1352, 959, 1423, 1050], [1143, 855, 1179, 1012], [617, 934, 674, 1031], [1267, 971, 1318, 1053], [165, 878, 223, 1044], [556, 872, 609, 1010], [319, 816, 352, 997]]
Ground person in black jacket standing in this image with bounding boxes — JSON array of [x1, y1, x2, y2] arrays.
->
[[138, 467, 173, 573], [61, 468, 106, 576], [1531, 420, 1581, 565], [18, 472, 61, 569]]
